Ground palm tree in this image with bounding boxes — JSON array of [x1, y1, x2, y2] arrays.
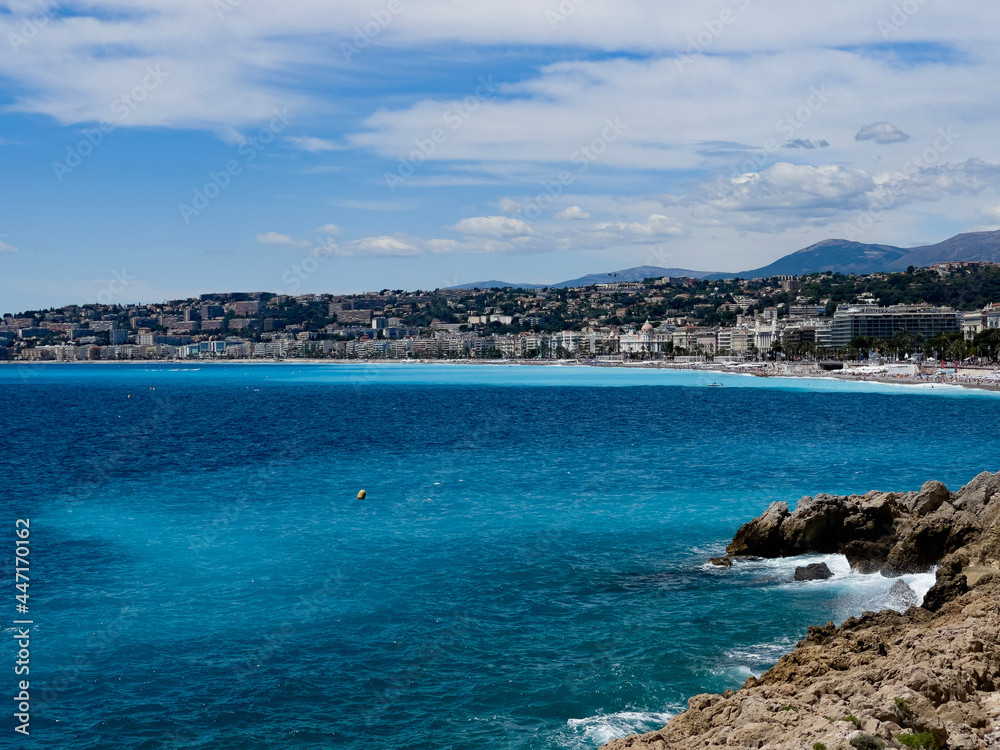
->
[[945, 338, 968, 364]]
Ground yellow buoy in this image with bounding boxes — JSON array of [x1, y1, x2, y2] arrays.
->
[[357, 489, 367, 500]]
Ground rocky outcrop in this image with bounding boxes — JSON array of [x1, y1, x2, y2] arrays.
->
[[727, 501, 789, 557], [600, 470, 1000, 750], [794, 562, 834, 581], [724, 476, 997, 576]]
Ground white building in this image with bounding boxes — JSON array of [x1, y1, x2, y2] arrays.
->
[[620, 320, 673, 355]]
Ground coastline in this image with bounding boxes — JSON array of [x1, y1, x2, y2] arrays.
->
[[5, 357, 1000, 395]]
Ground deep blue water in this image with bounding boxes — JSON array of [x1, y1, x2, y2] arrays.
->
[[2, 363, 998, 749]]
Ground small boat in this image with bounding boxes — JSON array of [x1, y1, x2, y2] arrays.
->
[[707, 382, 723, 387]]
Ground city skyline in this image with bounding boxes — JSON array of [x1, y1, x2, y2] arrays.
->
[[3, 2, 1000, 313]]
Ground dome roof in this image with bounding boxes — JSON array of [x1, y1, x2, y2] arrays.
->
[[641, 319, 654, 333]]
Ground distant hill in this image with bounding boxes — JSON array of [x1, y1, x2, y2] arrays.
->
[[551, 265, 711, 287], [707, 231, 1000, 280], [448, 279, 545, 290], [704, 240, 909, 280], [450, 265, 711, 290], [887, 230, 1000, 270]]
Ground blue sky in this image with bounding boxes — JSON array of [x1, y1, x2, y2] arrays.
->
[[2, 1, 1000, 313]]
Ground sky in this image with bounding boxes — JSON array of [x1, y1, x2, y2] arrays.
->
[[2, 1, 1000, 313]]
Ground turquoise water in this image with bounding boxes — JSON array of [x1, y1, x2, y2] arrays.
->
[[2, 363, 997, 749]]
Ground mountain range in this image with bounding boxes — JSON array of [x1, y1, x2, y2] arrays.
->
[[704, 230, 1000, 279], [449, 265, 712, 290], [450, 231, 1000, 289]]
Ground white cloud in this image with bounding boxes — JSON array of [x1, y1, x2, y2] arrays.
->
[[1, 1, 1000, 145], [316, 224, 342, 235], [874, 159, 1000, 204], [556, 205, 591, 220], [256, 231, 302, 246], [348, 45, 1000, 181], [702, 163, 875, 212], [498, 198, 525, 214], [341, 235, 422, 257], [450, 215, 533, 237], [592, 213, 683, 240], [855, 122, 910, 145], [0, 240, 17, 253], [425, 237, 523, 254], [287, 136, 343, 152]]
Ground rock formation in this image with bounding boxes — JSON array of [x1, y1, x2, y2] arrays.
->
[[725, 475, 996, 577], [600, 470, 1000, 750], [794, 562, 834, 581]]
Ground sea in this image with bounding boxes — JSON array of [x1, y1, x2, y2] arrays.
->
[[2, 363, 997, 750]]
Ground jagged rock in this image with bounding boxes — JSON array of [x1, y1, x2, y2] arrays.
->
[[882, 518, 952, 575], [922, 555, 969, 612], [726, 501, 788, 557], [911, 480, 951, 516], [779, 495, 849, 555], [842, 538, 892, 573], [793, 562, 834, 581], [953, 470, 1000, 515], [945, 510, 982, 553], [887, 578, 920, 609], [707, 557, 732, 567]]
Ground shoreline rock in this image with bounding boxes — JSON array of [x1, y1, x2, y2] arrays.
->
[[724, 475, 998, 577], [600, 470, 1000, 750], [794, 562, 834, 581]]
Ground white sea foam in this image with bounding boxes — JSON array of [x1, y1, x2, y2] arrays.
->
[[563, 711, 675, 748], [736, 552, 937, 609], [724, 636, 799, 669], [717, 554, 938, 676]]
